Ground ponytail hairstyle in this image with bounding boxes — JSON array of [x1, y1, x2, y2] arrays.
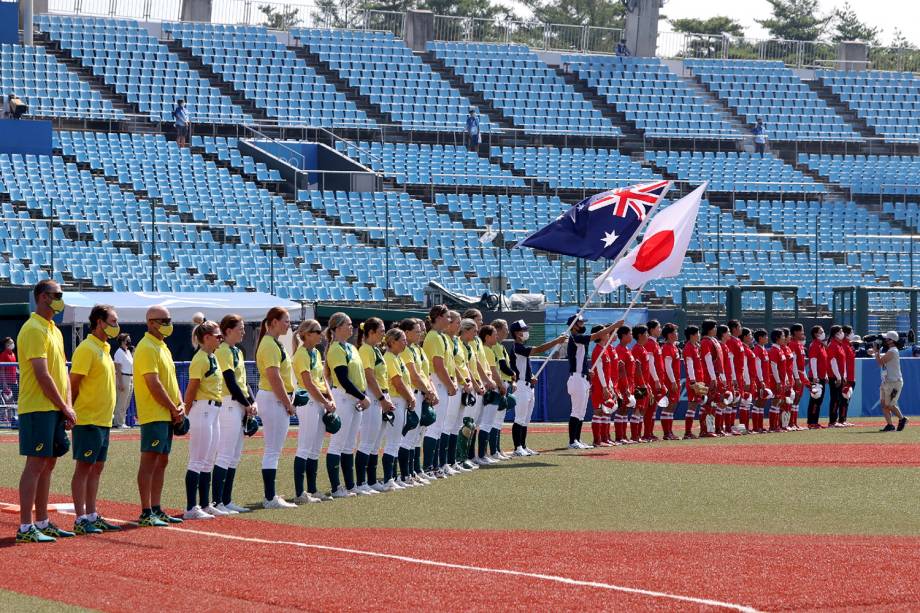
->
[[415, 317, 430, 335], [427, 305, 448, 330], [492, 318, 508, 333], [462, 308, 482, 322], [219, 313, 243, 337], [192, 320, 220, 351], [384, 328, 406, 352], [293, 319, 321, 352], [478, 324, 496, 342], [190, 311, 206, 350], [460, 318, 478, 335], [323, 312, 351, 350], [357, 317, 384, 348], [258, 307, 289, 345]]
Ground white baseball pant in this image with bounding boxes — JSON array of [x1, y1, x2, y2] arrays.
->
[[187, 399, 220, 473], [358, 396, 386, 455], [400, 392, 423, 450], [382, 397, 408, 457], [512, 384, 535, 426], [462, 393, 483, 426], [425, 376, 452, 440], [567, 374, 590, 420], [295, 399, 326, 461], [214, 397, 244, 470], [257, 389, 290, 470], [328, 387, 364, 455]]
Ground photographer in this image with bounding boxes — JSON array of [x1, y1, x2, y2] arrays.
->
[[868, 331, 908, 432]]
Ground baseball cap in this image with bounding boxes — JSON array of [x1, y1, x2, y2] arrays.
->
[[509, 319, 528, 334], [566, 314, 585, 327], [883, 331, 899, 342]]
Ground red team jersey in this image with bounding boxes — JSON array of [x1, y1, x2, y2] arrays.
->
[[590, 344, 616, 408], [661, 342, 682, 403], [843, 340, 856, 383], [808, 340, 828, 380], [788, 339, 807, 384], [684, 341, 704, 402], [768, 345, 787, 391], [782, 345, 796, 384], [699, 336, 723, 384], [631, 343, 648, 388], [826, 340, 848, 382], [643, 338, 665, 389], [726, 336, 746, 389], [742, 344, 756, 389], [720, 341, 734, 386], [753, 344, 771, 387], [615, 344, 635, 394]]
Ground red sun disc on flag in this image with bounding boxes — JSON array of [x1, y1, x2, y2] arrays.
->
[[633, 230, 675, 272]]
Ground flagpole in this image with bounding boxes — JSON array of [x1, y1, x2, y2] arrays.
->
[[531, 182, 671, 381], [590, 283, 645, 375]]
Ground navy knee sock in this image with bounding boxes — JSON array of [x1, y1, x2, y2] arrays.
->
[[468, 432, 477, 460], [222, 467, 236, 505], [489, 428, 499, 455], [366, 454, 379, 486], [306, 458, 319, 494], [511, 423, 521, 448], [413, 446, 422, 474], [447, 433, 458, 465], [326, 454, 341, 491], [293, 456, 307, 497], [439, 432, 450, 467], [341, 453, 355, 490], [397, 448, 410, 480], [382, 453, 395, 483], [261, 468, 276, 501], [184, 470, 198, 511], [478, 429, 489, 458], [198, 471, 211, 508], [522, 425, 529, 449], [422, 437, 437, 471], [354, 451, 369, 486], [211, 465, 227, 507], [568, 416, 579, 444]]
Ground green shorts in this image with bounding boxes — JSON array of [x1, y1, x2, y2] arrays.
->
[[19, 411, 68, 458], [140, 421, 173, 455], [72, 425, 110, 463]]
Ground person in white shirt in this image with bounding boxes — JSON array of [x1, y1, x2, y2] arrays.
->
[[113, 333, 134, 428], [869, 331, 908, 432]]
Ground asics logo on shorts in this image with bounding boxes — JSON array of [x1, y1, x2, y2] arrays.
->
[[151, 439, 160, 447], [35, 443, 44, 451], [83, 450, 93, 457]]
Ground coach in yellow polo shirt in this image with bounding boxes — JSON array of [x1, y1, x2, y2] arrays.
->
[[134, 305, 184, 527], [15, 280, 74, 543], [69, 304, 121, 536]]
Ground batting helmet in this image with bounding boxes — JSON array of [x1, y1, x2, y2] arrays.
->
[[381, 410, 395, 424], [172, 416, 191, 436], [323, 411, 342, 434], [482, 390, 501, 406], [461, 391, 476, 407], [243, 415, 260, 437], [419, 400, 436, 426], [53, 419, 70, 458], [293, 389, 310, 407], [402, 409, 420, 435]]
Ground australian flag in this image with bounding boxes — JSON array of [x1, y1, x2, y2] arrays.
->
[[519, 180, 671, 260]]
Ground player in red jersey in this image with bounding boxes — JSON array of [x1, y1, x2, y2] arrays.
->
[[840, 325, 857, 426], [767, 329, 788, 432], [826, 325, 849, 427], [699, 319, 724, 437], [644, 320, 666, 441], [589, 325, 616, 447], [658, 323, 681, 440], [806, 325, 828, 429], [631, 325, 650, 442], [727, 320, 747, 431], [780, 329, 797, 430], [736, 327, 755, 432], [614, 326, 636, 444], [717, 325, 737, 434], [788, 324, 808, 430], [751, 329, 772, 433], [682, 325, 704, 439]]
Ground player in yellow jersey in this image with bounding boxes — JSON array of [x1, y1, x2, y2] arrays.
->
[[255, 307, 296, 509], [292, 319, 335, 504], [381, 328, 414, 491], [397, 318, 434, 486], [443, 311, 471, 473], [356, 318, 394, 495], [181, 321, 225, 520], [69, 304, 121, 535], [422, 305, 454, 476], [490, 319, 515, 461]]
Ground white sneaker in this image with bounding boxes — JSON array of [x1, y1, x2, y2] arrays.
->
[[496, 451, 511, 460], [359, 484, 380, 495], [471, 457, 486, 466], [513, 446, 529, 457], [525, 447, 540, 456], [577, 440, 594, 449], [183, 505, 214, 520], [413, 474, 431, 486], [370, 482, 387, 493], [453, 462, 471, 473], [481, 455, 497, 464], [489, 453, 504, 462], [214, 503, 239, 515], [381, 479, 399, 492], [331, 486, 357, 499], [224, 501, 250, 513], [399, 477, 417, 488], [292, 492, 322, 504], [568, 442, 581, 449], [202, 504, 229, 516], [442, 464, 459, 476], [263, 495, 297, 509], [461, 460, 478, 470]]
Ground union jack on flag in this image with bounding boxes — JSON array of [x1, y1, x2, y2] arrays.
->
[[586, 180, 672, 221]]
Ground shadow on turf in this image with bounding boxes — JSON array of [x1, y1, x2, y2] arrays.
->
[[477, 461, 555, 469]]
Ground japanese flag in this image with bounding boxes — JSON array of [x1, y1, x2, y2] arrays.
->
[[594, 182, 707, 293]]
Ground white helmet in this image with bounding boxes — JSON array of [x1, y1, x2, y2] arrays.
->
[[785, 389, 796, 404], [761, 387, 775, 400], [626, 394, 636, 408], [740, 392, 753, 406], [601, 399, 616, 415], [722, 390, 734, 405], [810, 383, 822, 399], [842, 386, 853, 400], [657, 395, 669, 408]]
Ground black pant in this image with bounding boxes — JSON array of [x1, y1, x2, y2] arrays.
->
[[806, 379, 825, 425], [755, 142, 765, 156], [828, 378, 843, 425]]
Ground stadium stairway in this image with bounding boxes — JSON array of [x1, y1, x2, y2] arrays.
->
[[162, 39, 271, 123], [806, 79, 880, 143], [678, 77, 754, 152]]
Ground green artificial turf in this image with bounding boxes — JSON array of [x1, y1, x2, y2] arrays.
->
[[0, 588, 97, 612]]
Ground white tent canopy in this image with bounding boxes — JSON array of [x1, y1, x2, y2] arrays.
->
[[60, 292, 310, 325]]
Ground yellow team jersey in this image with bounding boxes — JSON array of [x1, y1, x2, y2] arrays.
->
[[463, 340, 480, 383], [16, 312, 69, 414], [293, 345, 328, 395], [453, 336, 470, 382], [133, 332, 180, 424], [70, 334, 116, 426], [189, 350, 223, 402], [493, 342, 513, 382], [327, 342, 367, 393], [475, 337, 490, 378], [399, 347, 419, 391], [384, 350, 409, 392], [257, 335, 294, 393], [483, 342, 497, 370], [359, 343, 389, 393], [215, 342, 247, 394], [423, 330, 453, 381]]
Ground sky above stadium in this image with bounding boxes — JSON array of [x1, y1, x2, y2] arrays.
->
[[661, 0, 917, 46]]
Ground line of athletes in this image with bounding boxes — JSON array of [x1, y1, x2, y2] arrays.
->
[[565, 316, 859, 450]]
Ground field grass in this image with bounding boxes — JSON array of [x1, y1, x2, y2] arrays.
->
[[1, 419, 917, 536], [0, 588, 96, 612]]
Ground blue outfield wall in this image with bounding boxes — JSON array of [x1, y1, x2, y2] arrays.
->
[[0, 119, 53, 155]]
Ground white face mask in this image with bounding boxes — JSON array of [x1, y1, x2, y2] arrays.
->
[[816, 333, 826, 342], [847, 333, 856, 341], [521, 331, 530, 341], [834, 332, 845, 341]]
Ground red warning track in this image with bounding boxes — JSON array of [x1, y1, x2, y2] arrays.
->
[[589, 443, 920, 467], [0, 489, 917, 611]]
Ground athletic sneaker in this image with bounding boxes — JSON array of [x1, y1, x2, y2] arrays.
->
[[413, 474, 431, 486], [312, 491, 334, 501], [452, 462, 472, 473], [381, 479, 401, 492], [513, 446, 529, 457], [91, 516, 122, 532], [138, 513, 168, 527], [39, 522, 74, 538], [576, 440, 594, 450], [370, 482, 388, 493], [897, 417, 909, 431], [398, 477, 417, 488], [16, 525, 56, 543], [880, 424, 896, 432], [223, 502, 250, 513], [682, 433, 698, 440], [74, 518, 102, 535], [425, 470, 441, 480], [567, 442, 581, 449], [183, 506, 215, 520], [480, 455, 497, 465], [154, 510, 184, 524], [525, 447, 540, 456], [263, 495, 297, 508], [214, 503, 240, 514], [202, 504, 229, 517], [461, 460, 478, 471], [292, 492, 321, 504], [359, 484, 380, 495], [442, 464, 460, 476], [497, 451, 512, 460]]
